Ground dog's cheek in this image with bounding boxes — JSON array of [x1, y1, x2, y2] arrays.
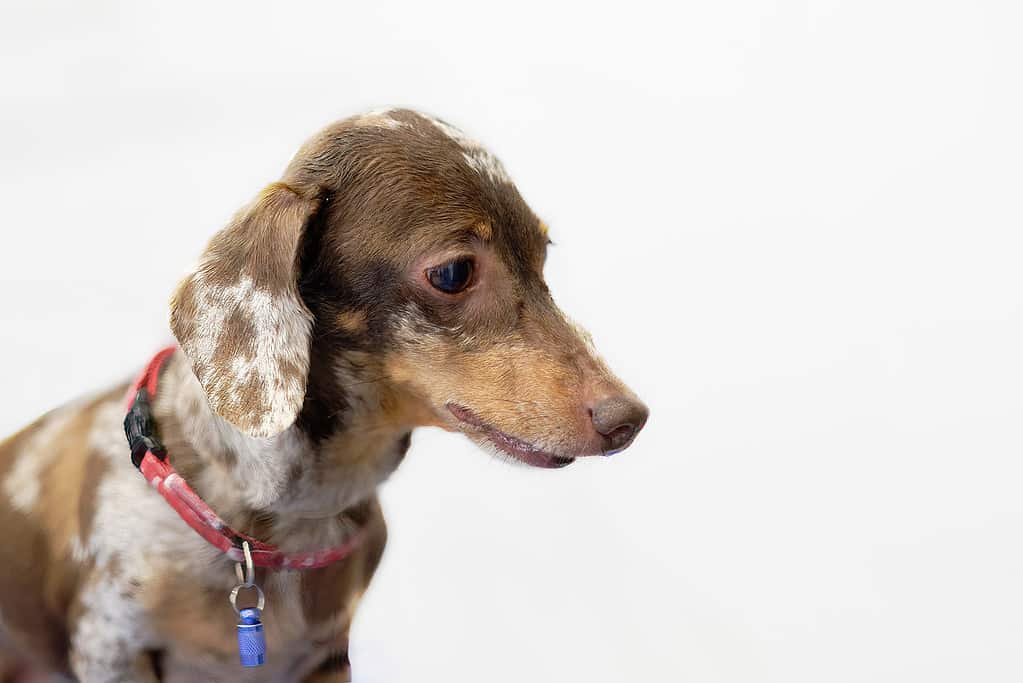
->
[[335, 309, 369, 336]]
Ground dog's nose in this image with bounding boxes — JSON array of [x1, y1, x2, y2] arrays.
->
[[590, 396, 649, 454]]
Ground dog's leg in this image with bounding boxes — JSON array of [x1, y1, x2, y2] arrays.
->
[[69, 642, 159, 683], [68, 582, 160, 683]]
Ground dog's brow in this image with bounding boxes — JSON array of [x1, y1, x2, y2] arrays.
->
[[446, 221, 491, 242], [470, 221, 493, 241]]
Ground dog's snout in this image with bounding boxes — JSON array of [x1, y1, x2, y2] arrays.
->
[[589, 396, 648, 454]]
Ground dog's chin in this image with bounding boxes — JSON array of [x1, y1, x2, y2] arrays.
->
[[446, 403, 576, 469]]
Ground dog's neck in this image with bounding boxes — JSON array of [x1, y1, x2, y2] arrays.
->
[[152, 351, 410, 550]]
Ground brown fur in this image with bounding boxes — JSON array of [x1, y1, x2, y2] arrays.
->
[[0, 108, 646, 681]]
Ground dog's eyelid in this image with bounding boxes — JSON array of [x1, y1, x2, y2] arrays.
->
[[425, 253, 475, 268]]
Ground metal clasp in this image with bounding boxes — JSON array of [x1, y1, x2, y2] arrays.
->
[[229, 541, 265, 614]]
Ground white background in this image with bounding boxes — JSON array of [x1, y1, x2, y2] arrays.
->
[[1, 1, 1022, 681]]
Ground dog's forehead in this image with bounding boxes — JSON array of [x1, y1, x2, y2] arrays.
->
[[363, 110, 518, 199], [412, 112, 513, 186], [295, 109, 546, 249], [345, 108, 509, 181], [401, 111, 547, 248]]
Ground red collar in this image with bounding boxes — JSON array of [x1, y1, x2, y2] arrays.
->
[[123, 347, 367, 570]]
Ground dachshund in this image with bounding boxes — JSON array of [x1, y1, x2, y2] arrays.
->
[[0, 108, 648, 682]]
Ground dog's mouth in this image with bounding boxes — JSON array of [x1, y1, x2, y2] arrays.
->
[[446, 403, 575, 469]]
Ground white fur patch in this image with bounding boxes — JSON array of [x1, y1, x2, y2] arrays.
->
[[424, 115, 512, 184], [69, 571, 157, 680], [353, 108, 406, 129], [2, 401, 80, 511], [184, 272, 312, 438]]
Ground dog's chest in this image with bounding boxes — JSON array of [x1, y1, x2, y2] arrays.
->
[[146, 566, 358, 681]]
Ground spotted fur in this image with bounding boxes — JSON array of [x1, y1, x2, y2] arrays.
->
[[0, 108, 646, 681], [170, 183, 318, 439]]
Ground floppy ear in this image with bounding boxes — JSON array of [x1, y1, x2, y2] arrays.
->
[[170, 182, 320, 438]]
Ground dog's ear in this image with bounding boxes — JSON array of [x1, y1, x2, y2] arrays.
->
[[170, 182, 320, 438]]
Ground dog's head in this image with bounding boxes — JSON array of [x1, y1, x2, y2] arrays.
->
[[170, 109, 647, 468]]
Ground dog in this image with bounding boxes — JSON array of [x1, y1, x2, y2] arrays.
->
[[0, 108, 648, 682]]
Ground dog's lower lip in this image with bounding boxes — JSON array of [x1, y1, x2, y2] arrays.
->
[[446, 403, 574, 469]]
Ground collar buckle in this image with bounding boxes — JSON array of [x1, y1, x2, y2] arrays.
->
[[124, 388, 166, 468]]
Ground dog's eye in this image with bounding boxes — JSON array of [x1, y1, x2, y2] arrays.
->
[[426, 258, 475, 294]]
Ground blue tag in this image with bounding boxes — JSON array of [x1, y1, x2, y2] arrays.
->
[[237, 607, 267, 667]]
